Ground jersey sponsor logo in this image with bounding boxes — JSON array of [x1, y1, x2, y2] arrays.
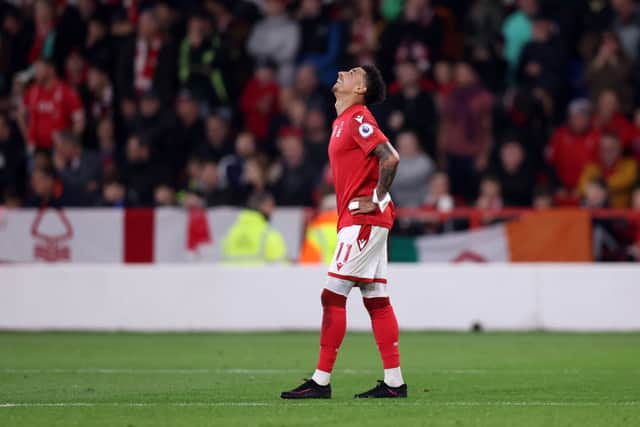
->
[[358, 123, 374, 138], [354, 114, 364, 123]]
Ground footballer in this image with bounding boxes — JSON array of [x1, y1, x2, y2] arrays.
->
[[281, 64, 406, 399]]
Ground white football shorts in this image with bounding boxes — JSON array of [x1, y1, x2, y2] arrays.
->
[[325, 224, 389, 298]]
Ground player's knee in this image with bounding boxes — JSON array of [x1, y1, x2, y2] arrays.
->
[[321, 289, 347, 308], [363, 296, 390, 312]]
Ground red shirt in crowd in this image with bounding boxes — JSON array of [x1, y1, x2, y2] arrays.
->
[[328, 103, 394, 231], [592, 112, 635, 149], [547, 125, 600, 191], [23, 79, 83, 150], [239, 77, 280, 141]]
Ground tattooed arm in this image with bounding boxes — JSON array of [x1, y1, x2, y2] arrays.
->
[[372, 142, 400, 199], [350, 142, 400, 215]]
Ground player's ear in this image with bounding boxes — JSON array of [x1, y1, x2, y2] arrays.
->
[[354, 84, 367, 96]]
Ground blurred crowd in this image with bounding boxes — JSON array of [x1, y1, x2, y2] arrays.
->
[[2, 0, 640, 224]]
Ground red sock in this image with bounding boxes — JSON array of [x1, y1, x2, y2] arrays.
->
[[364, 297, 400, 369], [316, 289, 347, 373]]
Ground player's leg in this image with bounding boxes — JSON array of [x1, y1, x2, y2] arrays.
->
[[355, 226, 407, 398], [281, 227, 358, 399]]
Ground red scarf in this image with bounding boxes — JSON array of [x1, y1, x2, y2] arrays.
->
[[134, 37, 162, 96]]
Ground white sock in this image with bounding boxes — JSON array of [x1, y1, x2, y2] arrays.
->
[[384, 367, 404, 387], [311, 369, 331, 386]]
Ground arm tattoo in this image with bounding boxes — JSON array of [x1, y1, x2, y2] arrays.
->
[[372, 142, 399, 197]]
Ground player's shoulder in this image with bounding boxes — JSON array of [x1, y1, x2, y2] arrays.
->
[[349, 105, 378, 126]]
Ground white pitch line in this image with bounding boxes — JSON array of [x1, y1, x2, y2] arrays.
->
[[2, 368, 638, 375], [0, 368, 373, 375], [0, 401, 638, 409]]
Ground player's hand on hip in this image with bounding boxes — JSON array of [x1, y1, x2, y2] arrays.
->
[[348, 196, 377, 215]]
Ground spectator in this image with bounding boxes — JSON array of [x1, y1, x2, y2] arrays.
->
[[377, 0, 444, 82], [502, 0, 538, 79], [27, 165, 80, 207], [82, 64, 114, 147], [199, 160, 232, 206], [299, 192, 338, 264], [0, 6, 30, 96], [84, 15, 112, 71], [247, 0, 300, 86], [268, 93, 307, 150], [154, 184, 177, 207], [390, 130, 435, 208], [240, 60, 280, 142], [432, 60, 455, 102], [592, 89, 635, 148], [532, 185, 554, 209], [582, 177, 609, 210], [582, 177, 618, 261], [19, 57, 85, 152], [52, 130, 100, 202], [64, 50, 88, 90], [438, 61, 494, 201], [136, 89, 175, 165], [386, 59, 438, 156], [96, 116, 118, 176], [27, 0, 58, 67], [97, 174, 126, 207], [491, 139, 534, 206], [171, 89, 206, 175], [293, 64, 332, 115], [611, 0, 640, 61], [181, 159, 232, 208], [121, 134, 166, 206], [115, 9, 177, 104], [303, 108, 330, 176], [475, 174, 503, 209], [586, 32, 634, 113], [346, 0, 382, 67], [219, 131, 258, 189], [195, 113, 234, 161], [579, 132, 637, 208], [495, 88, 549, 172], [0, 113, 26, 204], [270, 132, 315, 206], [231, 157, 269, 206], [296, 0, 343, 88], [424, 171, 454, 212], [516, 14, 568, 109], [546, 99, 599, 194], [221, 191, 288, 264], [178, 14, 231, 110]]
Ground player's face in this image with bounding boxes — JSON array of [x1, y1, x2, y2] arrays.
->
[[332, 67, 366, 96]]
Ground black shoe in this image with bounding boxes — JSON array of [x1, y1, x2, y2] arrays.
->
[[281, 379, 331, 399], [354, 381, 407, 398]]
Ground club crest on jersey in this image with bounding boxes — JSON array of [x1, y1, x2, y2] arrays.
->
[[358, 123, 374, 138]]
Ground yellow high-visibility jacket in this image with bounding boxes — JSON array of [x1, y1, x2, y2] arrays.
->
[[221, 210, 287, 264]]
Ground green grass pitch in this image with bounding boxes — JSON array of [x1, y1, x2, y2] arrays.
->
[[1, 331, 639, 426]]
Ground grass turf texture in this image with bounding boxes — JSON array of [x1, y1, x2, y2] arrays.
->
[[0, 332, 639, 426]]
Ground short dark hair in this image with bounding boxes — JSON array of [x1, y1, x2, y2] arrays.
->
[[362, 64, 386, 105]]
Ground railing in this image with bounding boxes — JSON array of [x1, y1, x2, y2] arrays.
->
[[394, 207, 640, 230]]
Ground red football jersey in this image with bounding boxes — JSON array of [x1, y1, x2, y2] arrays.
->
[[329, 103, 395, 231], [24, 79, 83, 149]]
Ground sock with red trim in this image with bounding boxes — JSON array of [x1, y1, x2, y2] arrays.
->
[[363, 296, 404, 387], [312, 289, 347, 386]]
